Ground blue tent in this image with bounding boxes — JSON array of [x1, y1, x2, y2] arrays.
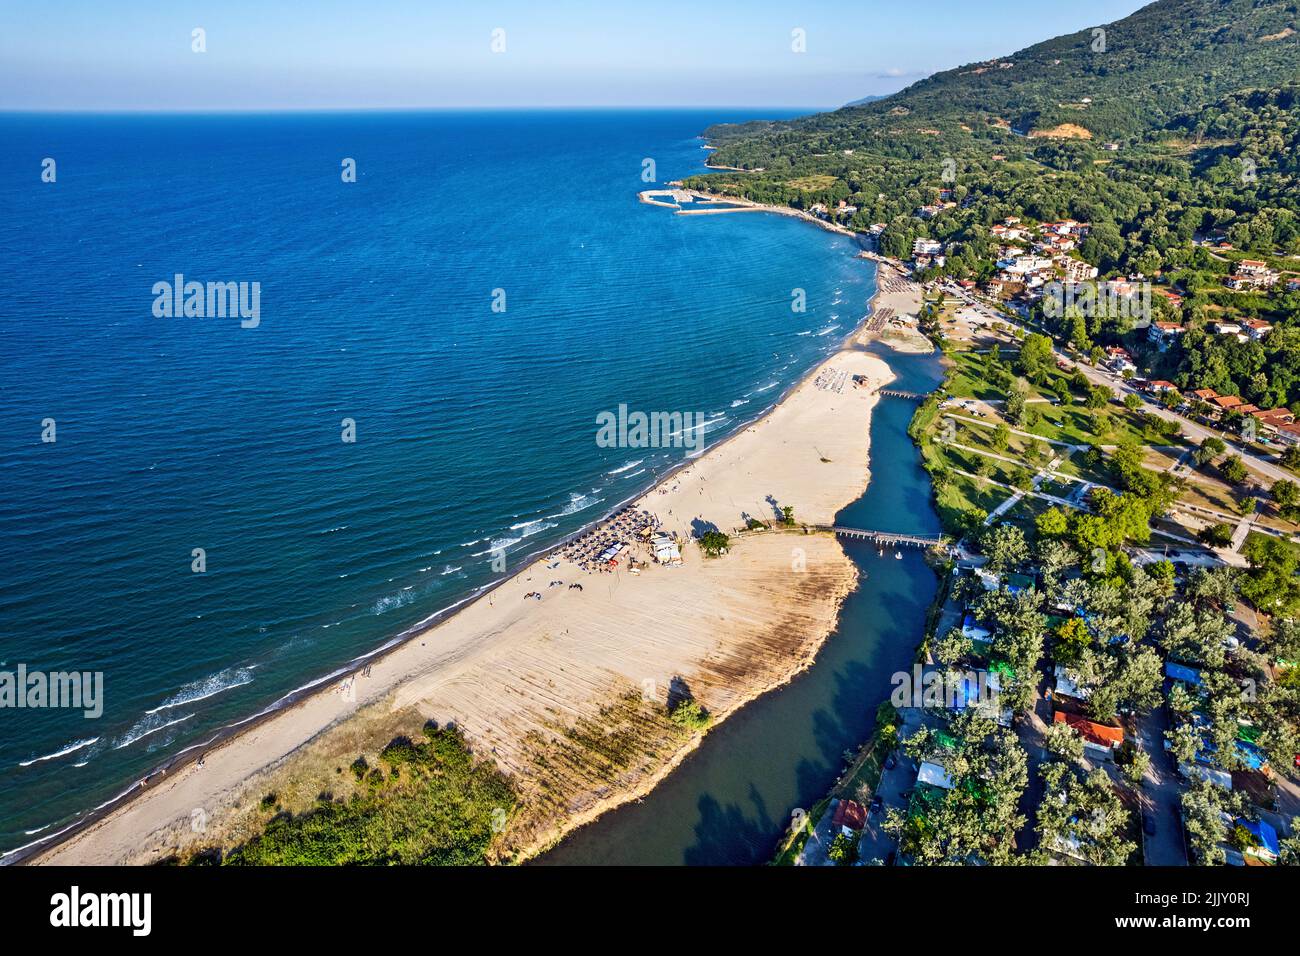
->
[[1238, 818, 1280, 858], [1165, 661, 1203, 687]]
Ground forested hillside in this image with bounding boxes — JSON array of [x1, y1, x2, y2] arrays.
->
[[685, 0, 1300, 408]]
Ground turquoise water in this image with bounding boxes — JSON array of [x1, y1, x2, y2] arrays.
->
[[539, 344, 944, 865], [0, 110, 878, 854]]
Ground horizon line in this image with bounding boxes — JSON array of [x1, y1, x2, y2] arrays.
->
[[0, 103, 845, 116]]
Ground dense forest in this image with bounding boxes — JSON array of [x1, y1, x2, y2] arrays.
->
[[685, 0, 1300, 408]]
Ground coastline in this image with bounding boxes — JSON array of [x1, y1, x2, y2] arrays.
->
[[19, 206, 901, 868], [639, 187, 859, 238]]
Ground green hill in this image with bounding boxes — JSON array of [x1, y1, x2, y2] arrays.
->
[[704, 0, 1299, 153]]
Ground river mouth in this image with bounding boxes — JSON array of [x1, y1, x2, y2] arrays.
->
[[537, 344, 945, 865]]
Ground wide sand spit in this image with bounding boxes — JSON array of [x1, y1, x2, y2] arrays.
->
[[36, 337, 895, 865]]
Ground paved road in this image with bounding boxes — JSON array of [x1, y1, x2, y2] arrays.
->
[[1136, 708, 1189, 865], [797, 799, 841, 867]]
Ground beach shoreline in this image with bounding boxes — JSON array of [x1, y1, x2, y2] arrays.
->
[[639, 186, 860, 238], [18, 208, 905, 869]]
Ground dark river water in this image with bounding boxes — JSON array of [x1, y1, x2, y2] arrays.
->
[[539, 343, 945, 865]]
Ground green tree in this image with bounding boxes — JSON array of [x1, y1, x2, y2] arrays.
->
[[1017, 333, 1055, 383], [982, 523, 1028, 574], [697, 530, 731, 557], [1220, 454, 1248, 485]]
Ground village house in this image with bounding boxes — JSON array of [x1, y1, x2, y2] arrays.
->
[[1056, 257, 1098, 283], [1104, 346, 1136, 374], [1227, 260, 1280, 290], [1153, 287, 1183, 308], [998, 254, 1053, 275], [913, 238, 943, 257], [1053, 710, 1123, 760], [1242, 318, 1272, 340], [1277, 423, 1300, 447], [1147, 320, 1185, 350], [1250, 407, 1295, 433], [1211, 394, 1245, 413]]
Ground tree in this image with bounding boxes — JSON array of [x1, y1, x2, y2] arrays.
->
[[828, 832, 859, 865], [780, 505, 796, 527], [1036, 762, 1136, 866], [1181, 777, 1246, 866], [1017, 333, 1055, 383], [1052, 617, 1092, 667], [1197, 522, 1234, 547], [898, 712, 1028, 865], [1037, 539, 1077, 595], [1240, 532, 1300, 616], [1145, 559, 1177, 598], [1194, 436, 1226, 467], [1035, 507, 1070, 539], [1272, 478, 1299, 509], [1085, 385, 1113, 409], [1043, 719, 1085, 762], [1220, 454, 1248, 485], [1117, 745, 1151, 788], [668, 699, 711, 731], [982, 523, 1028, 574], [1281, 829, 1300, 866], [991, 423, 1011, 453], [932, 628, 974, 669], [697, 530, 730, 557], [1005, 378, 1030, 426]]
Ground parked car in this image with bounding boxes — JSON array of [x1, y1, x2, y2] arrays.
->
[[870, 796, 884, 815], [1143, 813, 1157, 836]]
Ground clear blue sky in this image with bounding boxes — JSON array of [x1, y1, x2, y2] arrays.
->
[[0, 0, 1151, 111]]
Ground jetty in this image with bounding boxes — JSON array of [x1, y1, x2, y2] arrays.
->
[[878, 388, 926, 401], [820, 526, 949, 548]]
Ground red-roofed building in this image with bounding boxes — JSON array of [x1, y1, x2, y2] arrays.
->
[[1191, 388, 1218, 402], [831, 798, 868, 833], [1212, 394, 1245, 411], [1251, 408, 1296, 432], [1243, 318, 1273, 340], [1054, 710, 1123, 755]]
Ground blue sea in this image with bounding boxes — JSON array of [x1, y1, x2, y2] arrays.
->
[[0, 109, 878, 854]]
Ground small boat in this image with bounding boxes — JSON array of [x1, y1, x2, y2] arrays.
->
[[878, 548, 884, 557], [895, 551, 903, 560]]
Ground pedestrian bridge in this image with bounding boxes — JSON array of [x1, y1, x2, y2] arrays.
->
[[820, 526, 949, 548]]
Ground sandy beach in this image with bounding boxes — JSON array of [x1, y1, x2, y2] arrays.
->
[[31, 291, 895, 869], [868, 259, 933, 354]]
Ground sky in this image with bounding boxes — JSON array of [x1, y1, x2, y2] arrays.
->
[[0, 0, 1153, 111]]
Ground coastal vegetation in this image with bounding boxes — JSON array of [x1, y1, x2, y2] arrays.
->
[[214, 724, 515, 866]]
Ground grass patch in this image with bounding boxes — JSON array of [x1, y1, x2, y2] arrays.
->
[[217, 724, 515, 866]]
